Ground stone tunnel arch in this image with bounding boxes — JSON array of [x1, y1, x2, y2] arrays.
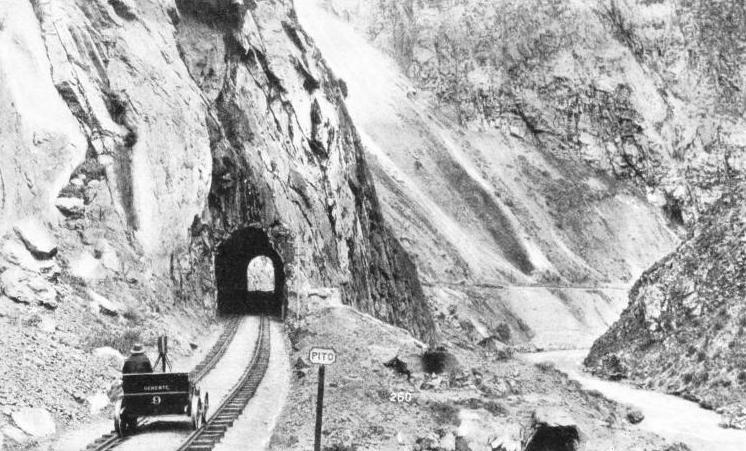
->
[[215, 227, 286, 317]]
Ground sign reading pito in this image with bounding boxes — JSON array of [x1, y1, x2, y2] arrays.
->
[[309, 346, 337, 451], [309, 347, 337, 365]]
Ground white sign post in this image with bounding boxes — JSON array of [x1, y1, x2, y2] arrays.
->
[[309, 347, 336, 451]]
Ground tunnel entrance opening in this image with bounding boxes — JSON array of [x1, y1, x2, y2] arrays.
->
[[215, 227, 285, 317]]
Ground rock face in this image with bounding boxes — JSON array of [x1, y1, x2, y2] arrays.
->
[[296, 0, 680, 349], [586, 186, 746, 416], [0, 1, 87, 227], [323, 0, 746, 225], [0, 268, 57, 307], [0, 0, 433, 339]]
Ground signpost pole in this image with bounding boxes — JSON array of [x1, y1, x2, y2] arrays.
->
[[310, 346, 335, 451], [314, 364, 325, 451], [313, 365, 326, 451]]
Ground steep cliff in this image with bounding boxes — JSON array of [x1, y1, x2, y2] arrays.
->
[[586, 185, 746, 424], [0, 0, 431, 338], [0, 0, 433, 428]]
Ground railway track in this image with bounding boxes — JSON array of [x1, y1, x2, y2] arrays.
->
[[84, 316, 244, 451], [176, 315, 270, 451]]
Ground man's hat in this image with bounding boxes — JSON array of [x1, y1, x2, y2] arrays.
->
[[131, 343, 145, 355]]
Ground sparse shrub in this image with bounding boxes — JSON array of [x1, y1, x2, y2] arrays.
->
[[534, 361, 555, 372], [422, 347, 457, 374], [494, 322, 512, 343], [483, 400, 508, 416], [85, 326, 143, 354], [427, 400, 460, 425], [72, 158, 107, 181], [585, 389, 605, 398], [122, 305, 144, 324], [324, 444, 357, 451]]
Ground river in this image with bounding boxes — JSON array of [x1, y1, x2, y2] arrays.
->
[[520, 350, 746, 450]]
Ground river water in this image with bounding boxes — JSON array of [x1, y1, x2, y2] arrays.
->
[[520, 350, 746, 450]]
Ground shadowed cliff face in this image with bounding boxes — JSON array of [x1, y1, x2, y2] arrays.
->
[[0, 0, 433, 340]]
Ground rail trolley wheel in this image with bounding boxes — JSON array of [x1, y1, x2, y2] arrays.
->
[[113, 399, 124, 437], [201, 393, 209, 424], [125, 416, 138, 433], [190, 393, 203, 430]]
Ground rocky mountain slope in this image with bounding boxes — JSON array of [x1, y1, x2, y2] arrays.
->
[[324, 0, 746, 222], [586, 185, 746, 426], [297, 0, 691, 348], [0, 0, 432, 441]]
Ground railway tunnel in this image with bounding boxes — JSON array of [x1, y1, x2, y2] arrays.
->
[[215, 227, 286, 317]]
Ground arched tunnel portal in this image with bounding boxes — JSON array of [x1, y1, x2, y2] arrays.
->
[[215, 227, 286, 317]]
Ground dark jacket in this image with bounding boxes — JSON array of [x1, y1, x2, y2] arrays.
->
[[122, 353, 153, 374]]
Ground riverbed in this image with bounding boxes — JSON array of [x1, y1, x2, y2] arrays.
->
[[520, 350, 746, 450]]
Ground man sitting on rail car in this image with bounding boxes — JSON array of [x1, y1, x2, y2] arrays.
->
[[122, 343, 153, 374]]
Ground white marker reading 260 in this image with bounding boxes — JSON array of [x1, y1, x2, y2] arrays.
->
[[309, 347, 336, 451]]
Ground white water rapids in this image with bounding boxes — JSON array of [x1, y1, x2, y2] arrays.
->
[[521, 350, 746, 450]]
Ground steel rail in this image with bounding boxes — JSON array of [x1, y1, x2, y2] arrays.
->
[[175, 315, 271, 451]]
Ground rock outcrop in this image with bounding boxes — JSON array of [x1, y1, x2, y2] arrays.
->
[[586, 186, 746, 418], [0, 0, 432, 339], [323, 0, 746, 225]]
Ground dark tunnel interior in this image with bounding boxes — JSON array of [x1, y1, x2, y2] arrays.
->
[[215, 227, 285, 317]]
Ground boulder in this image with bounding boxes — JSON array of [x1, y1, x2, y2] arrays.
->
[[70, 252, 106, 281], [93, 346, 125, 370], [0, 295, 22, 318], [13, 220, 57, 259], [1, 426, 27, 443], [293, 356, 310, 378], [88, 290, 122, 316], [39, 316, 57, 333], [525, 407, 581, 451], [0, 268, 57, 307], [2, 240, 43, 272], [415, 434, 438, 450], [489, 423, 522, 451], [11, 407, 56, 437], [439, 432, 456, 451], [95, 240, 121, 272], [384, 352, 425, 379], [478, 337, 513, 360], [626, 408, 645, 424], [455, 436, 472, 451], [108, 0, 139, 20], [459, 316, 490, 342], [55, 197, 85, 218], [304, 287, 343, 312]]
